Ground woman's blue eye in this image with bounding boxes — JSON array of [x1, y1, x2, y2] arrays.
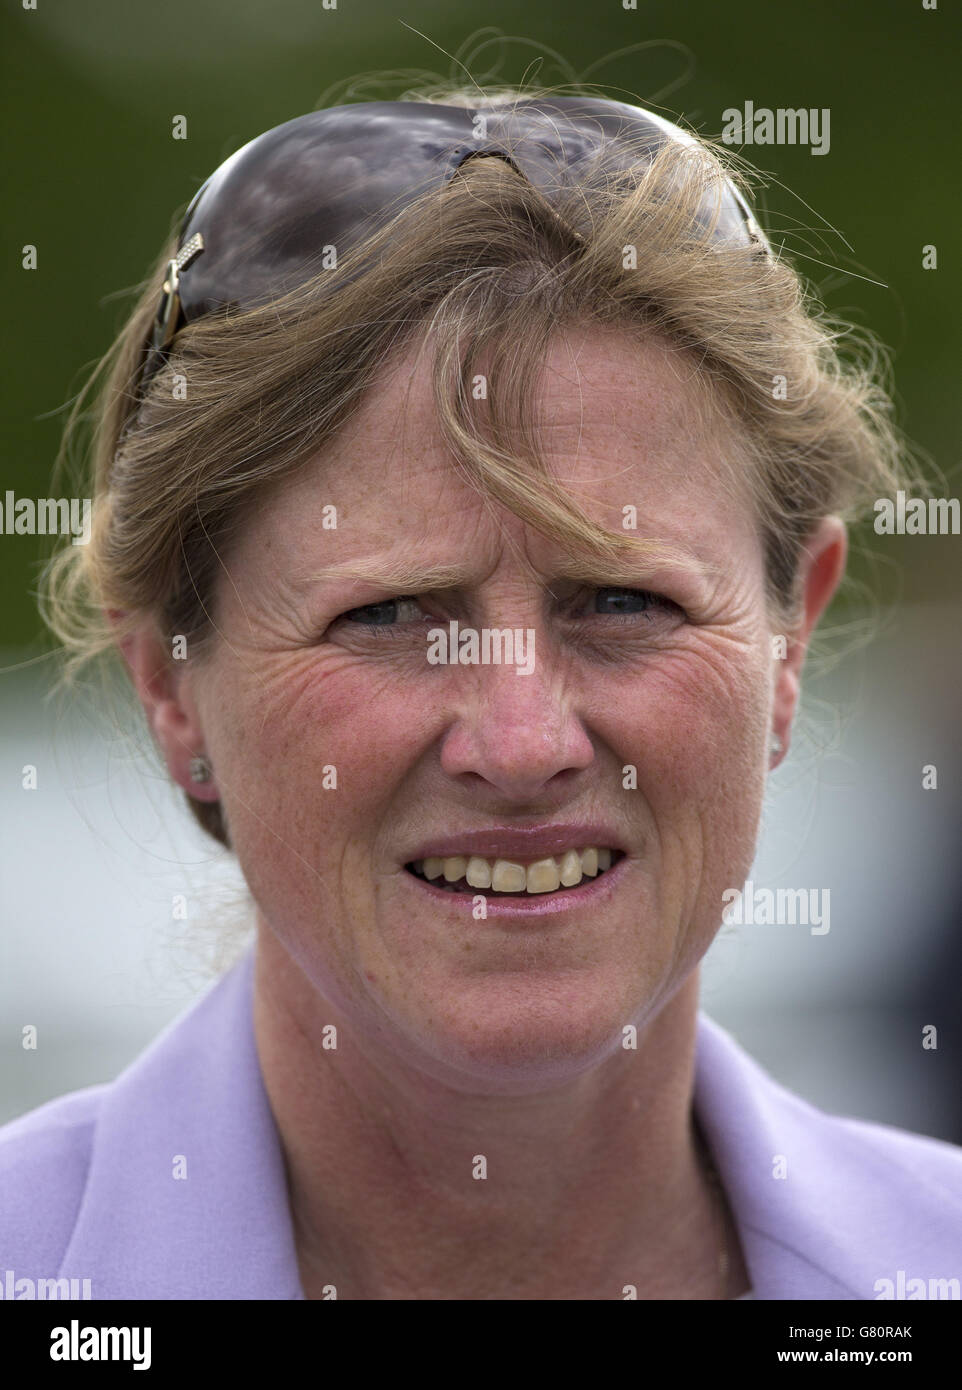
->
[[592, 588, 665, 618], [338, 588, 673, 634], [342, 596, 421, 626]]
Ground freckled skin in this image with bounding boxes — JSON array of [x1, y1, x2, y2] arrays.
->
[[186, 329, 779, 1086], [124, 325, 845, 1298]]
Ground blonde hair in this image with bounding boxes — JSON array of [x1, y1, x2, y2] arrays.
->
[[40, 84, 915, 847]]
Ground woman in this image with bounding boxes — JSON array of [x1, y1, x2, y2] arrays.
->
[[2, 89, 960, 1301]]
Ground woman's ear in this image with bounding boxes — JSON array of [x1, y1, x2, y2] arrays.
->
[[111, 615, 220, 802], [771, 517, 848, 763]]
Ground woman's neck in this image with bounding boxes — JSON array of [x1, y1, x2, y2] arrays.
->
[[253, 928, 749, 1300]]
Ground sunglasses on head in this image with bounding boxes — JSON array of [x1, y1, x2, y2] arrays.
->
[[139, 96, 770, 398]]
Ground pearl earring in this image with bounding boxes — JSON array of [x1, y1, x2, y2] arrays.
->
[[770, 733, 784, 758], [189, 754, 213, 783]]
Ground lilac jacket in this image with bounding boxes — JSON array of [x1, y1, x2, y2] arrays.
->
[[1, 948, 960, 1300]]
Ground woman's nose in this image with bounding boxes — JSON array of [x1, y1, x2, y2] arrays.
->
[[438, 646, 595, 801]]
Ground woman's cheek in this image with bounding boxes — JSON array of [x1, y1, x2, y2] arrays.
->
[[598, 638, 769, 801], [206, 651, 432, 836], [656, 652, 770, 921]]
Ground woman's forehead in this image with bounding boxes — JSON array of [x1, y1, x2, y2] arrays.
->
[[235, 351, 757, 599], [331, 326, 732, 463]]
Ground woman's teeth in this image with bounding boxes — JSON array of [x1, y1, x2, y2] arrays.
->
[[410, 847, 615, 895]]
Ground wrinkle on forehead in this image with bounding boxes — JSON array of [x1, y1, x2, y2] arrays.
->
[[336, 320, 729, 449], [231, 324, 760, 604]]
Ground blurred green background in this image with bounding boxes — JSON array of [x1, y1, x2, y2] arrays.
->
[[1, 0, 958, 649]]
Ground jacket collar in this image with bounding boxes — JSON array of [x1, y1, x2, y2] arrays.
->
[[58, 946, 941, 1299], [59, 948, 303, 1298], [694, 1016, 863, 1297]]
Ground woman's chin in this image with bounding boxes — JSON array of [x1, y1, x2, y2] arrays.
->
[[376, 970, 664, 1092]]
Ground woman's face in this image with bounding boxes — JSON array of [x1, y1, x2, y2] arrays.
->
[[173, 327, 814, 1089]]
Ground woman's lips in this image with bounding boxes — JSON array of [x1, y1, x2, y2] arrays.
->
[[411, 846, 615, 893], [402, 823, 627, 864], [403, 850, 628, 917]]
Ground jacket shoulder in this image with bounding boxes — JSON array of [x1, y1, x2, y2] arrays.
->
[[696, 1014, 962, 1294], [827, 1108, 962, 1203], [751, 1043, 962, 1195], [766, 1077, 962, 1287], [700, 1013, 962, 1200], [0, 1085, 106, 1274]]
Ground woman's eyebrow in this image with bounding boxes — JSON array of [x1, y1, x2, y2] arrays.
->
[[550, 551, 714, 586], [298, 559, 473, 593], [296, 546, 712, 595]]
